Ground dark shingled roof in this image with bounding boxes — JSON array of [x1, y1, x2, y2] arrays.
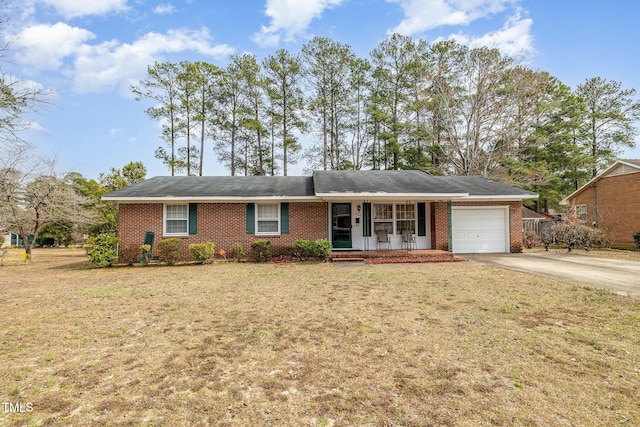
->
[[312, 170, 465, 195], [522, 206, 553, 221], [444, 176, 538, 197], [103, 171, 537, 200], [103, 176, 315, 199]]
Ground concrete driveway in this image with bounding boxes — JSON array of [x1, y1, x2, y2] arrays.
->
[[463, 251, 640, 298]]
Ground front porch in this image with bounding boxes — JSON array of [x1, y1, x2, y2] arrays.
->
[[331, 249, 464, 264], [329, 200, 441, 252]]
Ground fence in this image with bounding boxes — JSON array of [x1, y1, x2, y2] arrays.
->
[[523, 220, 553, 240]]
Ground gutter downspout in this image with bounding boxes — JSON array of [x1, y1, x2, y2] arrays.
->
[[591, 184, 598, 227]]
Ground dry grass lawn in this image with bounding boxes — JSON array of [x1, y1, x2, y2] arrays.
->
[[1, 248, 639, 426]]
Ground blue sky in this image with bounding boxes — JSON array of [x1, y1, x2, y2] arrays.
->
[[6, 0, 640, 179]]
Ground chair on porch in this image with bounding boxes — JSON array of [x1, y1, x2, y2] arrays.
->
[[402, 229, 416, 250], [376, 230, 391, 250]]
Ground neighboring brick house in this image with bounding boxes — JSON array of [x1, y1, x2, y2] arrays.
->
[[561, 159, 640, 247], [1, 230, 27, 248], [103, 170, 537, 261]]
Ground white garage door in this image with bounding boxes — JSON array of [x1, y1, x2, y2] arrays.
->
[[451, 207, 508, 253]]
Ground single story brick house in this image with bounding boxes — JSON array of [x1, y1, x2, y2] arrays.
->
[[561, 159, 640, 247], [103, 170, 537, 261]]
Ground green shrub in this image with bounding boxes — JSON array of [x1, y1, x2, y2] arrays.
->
[[251, 239, 272, 262], [86, 234, 119, 267], [189, 241, 216, 264], [292, 239, 315, 261], [230, 242, 245, 262], [313, 238, 332, 262], [157, 238, 183, 265], [634, 230, 640, 249]]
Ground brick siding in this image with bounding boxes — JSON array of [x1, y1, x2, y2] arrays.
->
[[569, 171, 640, 246], [119, 199, 524, 262], [118, 202, 328, 262], [431, 202, 450, 251]]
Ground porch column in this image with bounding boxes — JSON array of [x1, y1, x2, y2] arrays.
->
[[362, 202, 371, 251], [431, 202, 450, 251]]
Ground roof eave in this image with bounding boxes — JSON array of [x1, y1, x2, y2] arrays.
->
[[618, 159, 640, 170], [560, 159, 640, 204], [101, 195, 320, 202], [103, 193, 536, 202], [459, 194, 538, 201], [560, 176, 599, 205], [315, 192, 468, 200]]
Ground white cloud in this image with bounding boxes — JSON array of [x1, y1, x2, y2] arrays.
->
[[72, 28, 235, 93], [17, 1, 38, 20], [26, 121, 47, 134], [13, 22, 96, 70], [153, 4, 176, 14], [253, 0, 345, 47], [38, 0, 130, 19], [440, 11, 533, 58], [11, 23, 234, 94], [386, 0, 513, 35], [387, 0, 534, 58], [468, 12, 533, 57]]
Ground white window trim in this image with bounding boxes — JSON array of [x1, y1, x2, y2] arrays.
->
[[395, 203, 416, 235], [255, 203, 281, 236], [373, 203, 394, 235], [163, 204, 189, 236], [372, 203, 417, 236]]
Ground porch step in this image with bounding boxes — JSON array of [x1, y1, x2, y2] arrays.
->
[[332, 257, 366, 263], [330, 249, 462, 264]]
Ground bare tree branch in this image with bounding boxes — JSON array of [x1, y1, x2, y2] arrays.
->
[[0, 147, 96, 260]]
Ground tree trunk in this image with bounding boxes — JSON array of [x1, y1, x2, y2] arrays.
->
[[20, 232, 34, 262], [323, 111, 328, 170], [170, 117, 176, 176], [231, 125, 236, 176], [283, 94, 288, 176], [199, 118, 205, 176], [591, 115, 598, 178]]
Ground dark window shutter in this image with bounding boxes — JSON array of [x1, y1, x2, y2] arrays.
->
[[362, 202, 371, 237], [280, 203, 289, 234], [417, 202, 426, 236], [189, 203, 198, 235], [246, 203, 255, 234]]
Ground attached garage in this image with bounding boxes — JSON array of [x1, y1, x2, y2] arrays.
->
[[451, 207, 509, 253]]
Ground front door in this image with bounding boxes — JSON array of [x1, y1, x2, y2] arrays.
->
[[331, 203, 352, 249]]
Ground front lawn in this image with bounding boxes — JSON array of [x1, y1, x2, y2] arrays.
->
[[1, 249, 639, 426]]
